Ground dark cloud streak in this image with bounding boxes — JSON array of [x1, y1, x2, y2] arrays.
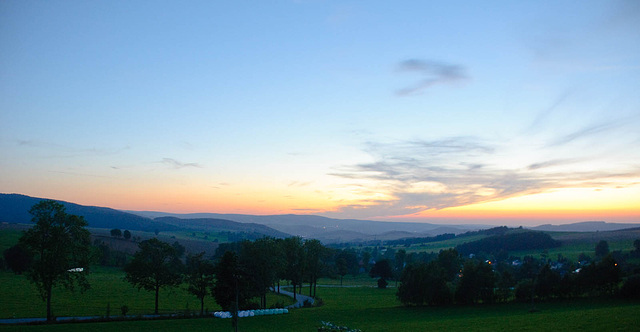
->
[[327, 137, 640, 219], [396, 59, 468, 96], [161, 158, 202, 169]]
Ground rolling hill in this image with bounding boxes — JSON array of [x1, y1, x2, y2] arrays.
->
[[0, 193, 176, 232], [126, 211, 486, 242], [0, 194, 288, 240]]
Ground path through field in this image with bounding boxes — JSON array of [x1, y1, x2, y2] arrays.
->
[[272, 285, 315, 308]]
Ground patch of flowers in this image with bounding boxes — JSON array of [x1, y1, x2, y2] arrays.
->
[[318, 321, 362, 332]]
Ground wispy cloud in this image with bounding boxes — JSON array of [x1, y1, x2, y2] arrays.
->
[[161, 158, 202, 169], [288, 181, 312, 188], [326, 136, 640, 219], [548, 119, 630, 147], [527, 158, 583, 170], [48, 170, 113, 178], [396, 59, 468, 96], [16, 139, 130, 158]]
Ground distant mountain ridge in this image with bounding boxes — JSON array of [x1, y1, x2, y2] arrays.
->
[[125, 211, 486, 243], [154, 216, 289, 238], [0, 194, 288, 239], [529, 221, 640, 232], [0, 193, 176, 232], [3, 193, 639, 244]]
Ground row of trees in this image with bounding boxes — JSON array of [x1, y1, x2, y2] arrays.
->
[[7, 200, 338, 321], [396, 247, 630, 307], [8, 200, 640, 321], [123, 236, 330, 316], [109, 228, 131, 239]]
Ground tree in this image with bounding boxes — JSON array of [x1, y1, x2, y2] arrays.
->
[[455, 261, 496, 304], [336, 257, 348, 286], [536, 264, 561, 300], [212, 251, 252, 311], [630, 239, 640, 258], [19, 200, 92, 322], [369, 259, 393, 288], [3, 244, 32, 274], [595, 240, 609, 258], [496, 270, 515, 302], [282, 237, 305, 300], [304, 239, 325, 298], [361, 251, 371, 273], [620, 275, 640, 299], [394, 249, 407, 284], [185, 252, 215, 315], [397, 262, 452, 306], [240, 238, 282, 308], [124, 238, 183, 314], [579, 254, 621, 295], [437, 248, 461, 282], [110, 228, 122, 238], [123, 230, 131, 240]]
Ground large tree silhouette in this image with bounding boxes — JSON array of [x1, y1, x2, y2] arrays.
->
[[185, 252, 215, 315], [19, 200, 92, 322], [124, 238, 183, 314]]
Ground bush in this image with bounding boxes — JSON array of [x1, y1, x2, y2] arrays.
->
[[377, 278, 388, 289], [621, 275, 640, 299], [397, 262, 453, 306], [270, 301, 285, 309], [244, 302, 261, 310], [3, 244, 32, 274], [318, 321, 362, 332], [515, 280, 534, 303]]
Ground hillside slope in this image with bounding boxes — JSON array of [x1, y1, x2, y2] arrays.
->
[[0, 193, 175, 232], [0, 194, 289, 239]]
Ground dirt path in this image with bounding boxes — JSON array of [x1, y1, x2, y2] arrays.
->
[[272, 286, 315, 309]]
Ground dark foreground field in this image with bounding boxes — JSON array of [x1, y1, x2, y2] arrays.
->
[[1, 281, 638, 331]]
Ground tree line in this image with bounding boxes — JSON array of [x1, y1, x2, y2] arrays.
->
[[4, 200, 640, 322], [397, 241, 640, 307], [2, 201, 341, 320]]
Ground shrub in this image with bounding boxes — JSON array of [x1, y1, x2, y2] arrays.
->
[[621, 275, 640, 299], [270, 301, 285, 309], [515, 280, 534, 303], [318, 321, 362, 332], [377, 278, 388, 289]]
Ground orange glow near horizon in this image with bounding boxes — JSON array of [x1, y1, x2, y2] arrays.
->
[[392, 186, 640, 224], [19, 181, 640, 224]]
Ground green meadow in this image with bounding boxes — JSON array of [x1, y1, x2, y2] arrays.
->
[[2, 227, 640, 331], [0, 267, 297, 319], [1, 281, 639, 331]]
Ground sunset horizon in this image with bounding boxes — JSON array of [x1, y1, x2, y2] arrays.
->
[[2, 1, 639, 228]]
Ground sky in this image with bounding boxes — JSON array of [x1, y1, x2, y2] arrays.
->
[[1, 1, 639, 226]]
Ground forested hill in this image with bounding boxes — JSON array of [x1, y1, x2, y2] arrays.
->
[[0, 193, 176, 232], [456, 230, 561, 256], [154, 217, 290, 239], [0, 194, 289, 239]]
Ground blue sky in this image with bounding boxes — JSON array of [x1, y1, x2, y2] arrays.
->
[[1, 1, 639, 225]]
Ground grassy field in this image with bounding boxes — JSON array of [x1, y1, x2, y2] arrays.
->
[[3, 227, 640, 331], [1, 286, 638, 331], [0, 267, 295, 320], [511, 239, 636, 262], [397, 234, 488, 254], [0, 227, 23, 252], [316, 274, 379, 287]]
